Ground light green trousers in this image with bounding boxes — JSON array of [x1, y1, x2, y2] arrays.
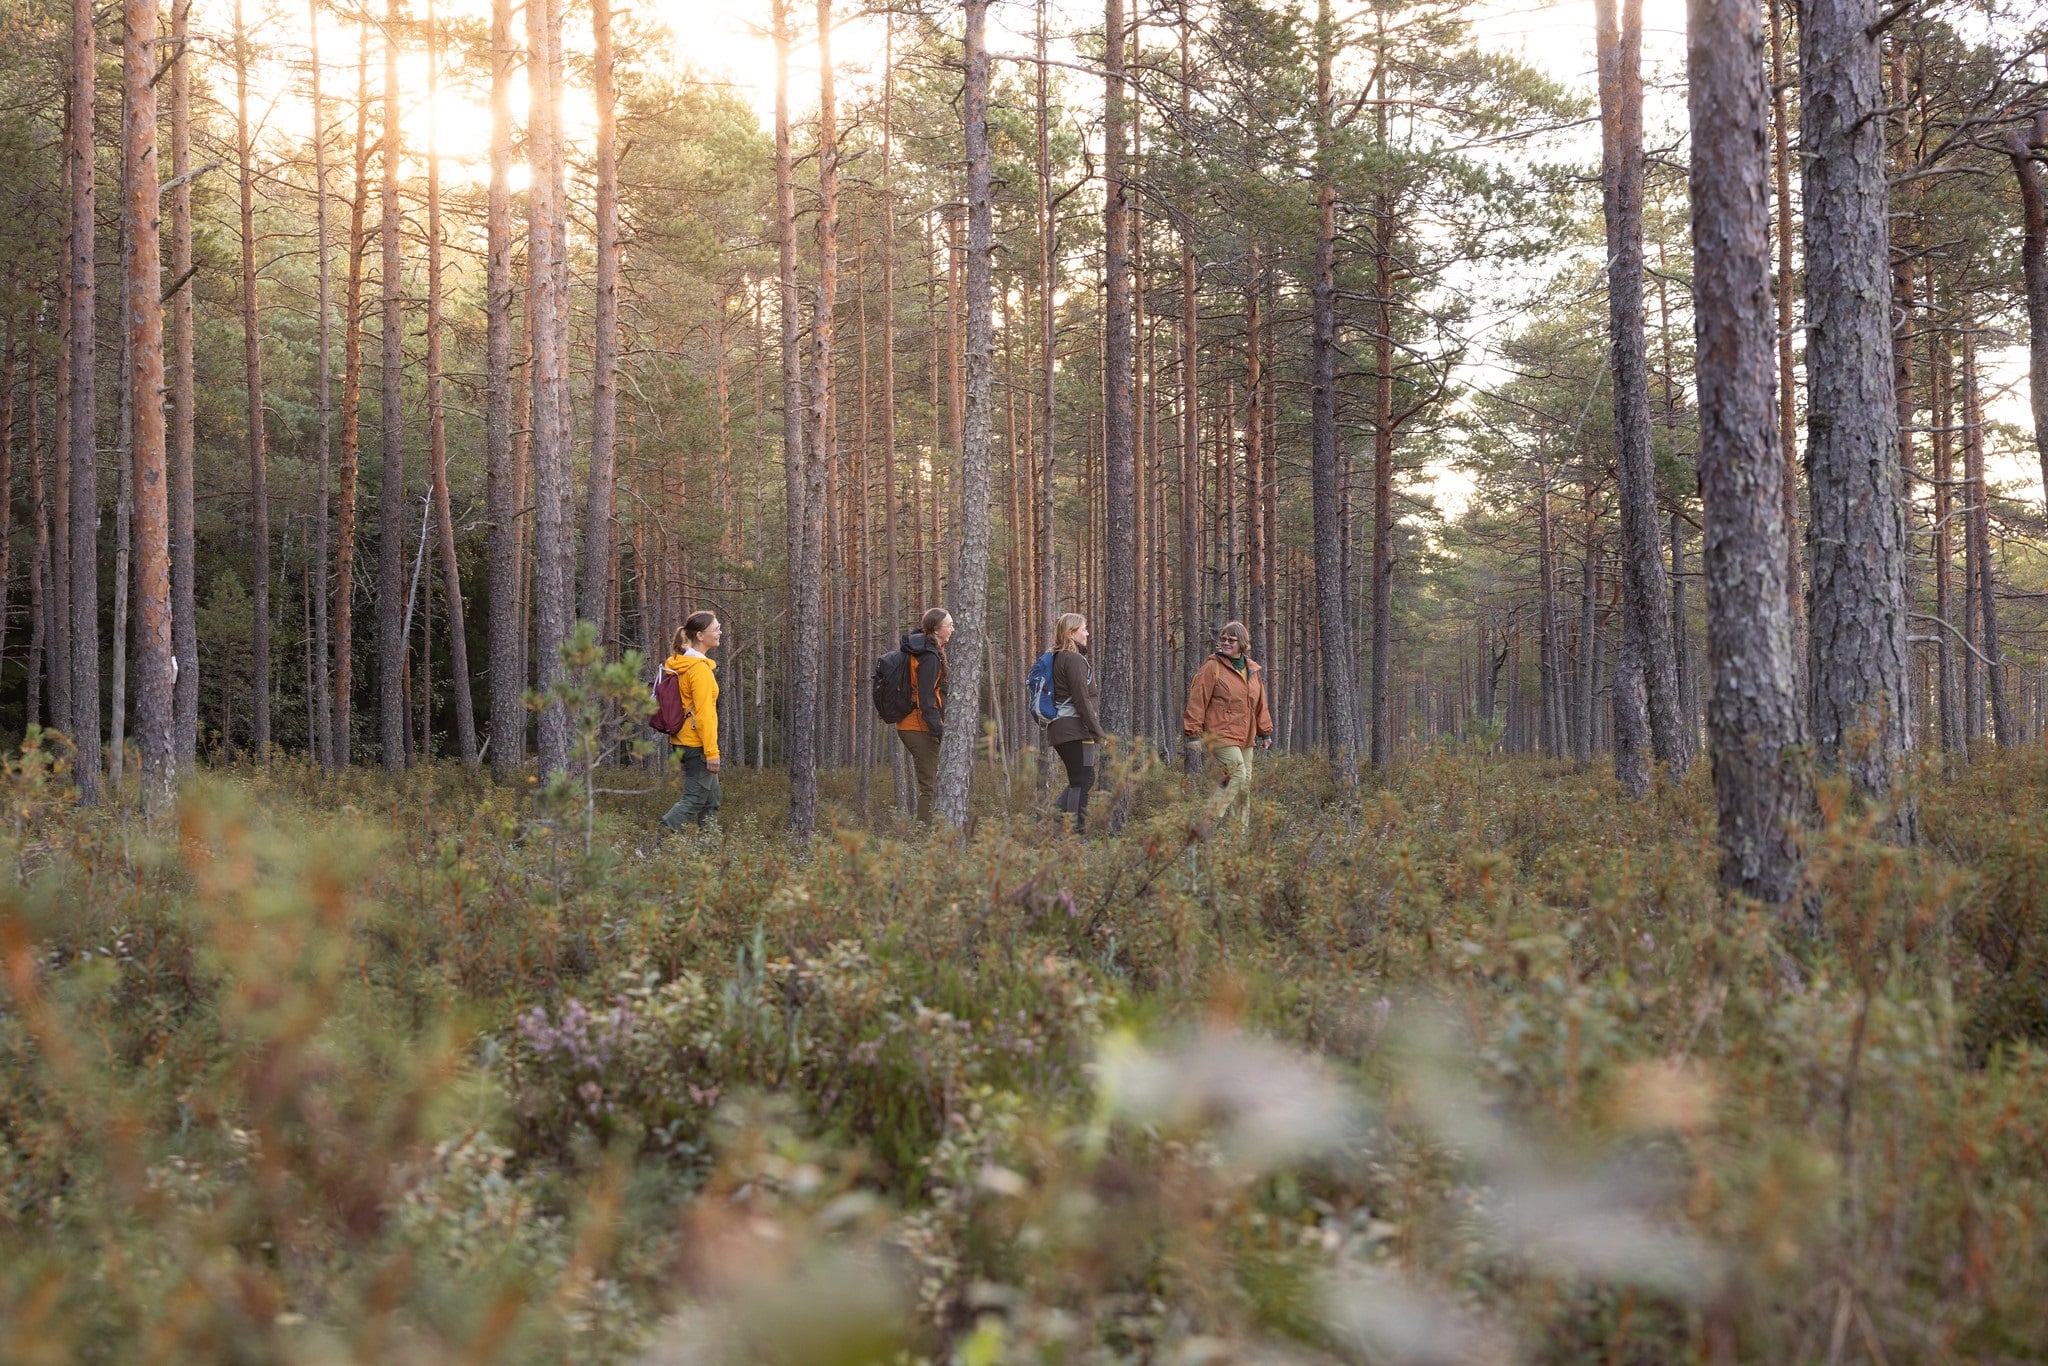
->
[[1205, 743, 1254, 835]]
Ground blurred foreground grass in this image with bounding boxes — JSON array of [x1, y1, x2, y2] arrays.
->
[[3, 732, 2046, 1363]]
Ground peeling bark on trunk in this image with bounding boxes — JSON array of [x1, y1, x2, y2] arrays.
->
[[1799, 0, 1909, 811], [1689, 0, 1807, 904]]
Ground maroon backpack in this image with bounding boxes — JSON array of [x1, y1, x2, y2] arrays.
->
[[647, 667, 688, 736]]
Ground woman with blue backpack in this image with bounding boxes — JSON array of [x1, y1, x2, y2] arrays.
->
[[1039, 612, 1104, 833]]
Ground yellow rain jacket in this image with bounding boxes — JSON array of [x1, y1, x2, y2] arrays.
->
[[662, 651, 720, 762]]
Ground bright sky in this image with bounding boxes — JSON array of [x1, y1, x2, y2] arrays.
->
[[208, 0, 2038, 515]]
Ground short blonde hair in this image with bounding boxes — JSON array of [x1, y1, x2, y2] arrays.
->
[[1053, 612, 1087, 653], [1219, 620, 1250, 649]]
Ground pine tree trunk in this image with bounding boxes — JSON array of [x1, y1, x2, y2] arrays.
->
[[377, 0, 406, 773], [334, 23, 369, 769], [232, 0, 270, 761], [1799, 0, 1909, 809], [1961, 323, 2011, 748], [2005, 112, 2048, 505], [1176, 7, 1199, 768], [308, 0, 333, 768], [528, 0, 573, 779], [485, 0, 520, 777], [169, 0, 198, 770], [423, 0, 476, 768], [1038, 0, 1059, 682], [1099, 0, 1135, 736], [111, 202, 130, 793], [67, 0, 99, 801], [1769, 0, 1806, 671], [938, 0, 995, 829], [1244, 256, 1266, 687], [581, 0, 620, 630], [1310, 0, 1360, 782], [0, 317, 13, 687], [1596, 0, 1688, 788], [1689, 0, 1807, 904], [813, 0, 840, 771], [1931, 304, 1962, 752], [27, 335, 47, 732], [774, 0, 820, 836]]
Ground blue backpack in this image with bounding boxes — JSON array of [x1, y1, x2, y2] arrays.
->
[[1025, 650, 1060, 726]]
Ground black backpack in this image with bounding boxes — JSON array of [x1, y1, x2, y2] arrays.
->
[[871, 646, 915, 724]]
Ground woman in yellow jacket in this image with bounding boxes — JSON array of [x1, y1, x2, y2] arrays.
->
[[659, 611, 723, 833]]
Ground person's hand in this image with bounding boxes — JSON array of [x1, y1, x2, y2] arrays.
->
[[1258, 736, 1273, 752], [707, 757, 722, 773]]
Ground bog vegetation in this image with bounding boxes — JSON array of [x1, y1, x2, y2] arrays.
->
[[4, 722, 2048, 1361]]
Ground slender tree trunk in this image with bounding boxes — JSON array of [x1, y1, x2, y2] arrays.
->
[[307, 0, 333, 767], [334, 22, 369, 769], [1596, 0, 1688, 789], [1038, 0, 1059, 671], [2005, 111, 2048, 505], [1100, 0, 1135, 735], [169, 0, 198, 770], [377, 0, 407, 773], [67, 0, 99, 800], [53, 150, 72, 741], [111, 202, 131, 793], [0, 318, 13, 689], [1769, 0, 1806, 669], [1177, 6, 1199, 768], [1690, 0, 1807, 904], [813, 0, 840, 769], [422, 0, 476, 768], [485, 0, 519, 777], [581, 0, 620, 630], [939, 0, 995, 829], [27, 335, 47, 732], [1369, 214, 1395, 768], [528, 0, 573, 778], [1244, 254, 1266, 681], [1961, 322, 2011, 748], [774, 0, 820, 836], [1310, 0, 1360, 782], [1931, 304, 1962, 752], [232, 0, 271, 761], [1800, 0, 1909, 808]]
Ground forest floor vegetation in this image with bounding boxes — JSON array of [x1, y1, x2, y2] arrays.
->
[[3, 733, 2046, 1362]]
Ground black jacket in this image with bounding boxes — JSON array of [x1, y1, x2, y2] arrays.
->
[[901, 631, 947, 735]]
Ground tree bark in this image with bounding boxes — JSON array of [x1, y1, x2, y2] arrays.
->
[[308, 0, 333, 768], [486, 0, 520, 777], [1310, 0, 1360, 782], [1689, 0, 1807, 905], [813, 0, 840, 770], [1769, 0, 1806, 671], [1596, 0, 1689, 789], [378, 0, 407, 773], [169, 0, 198, 770], [938, 0, 995, 830], [581, 0, 621, 630], [1931, 302, 1961, 752], [0, 317, 13, 690], [1039, 0, 1060, 673], [232, 0, 271, 761], [67, 0, 99, 801], [2005, 111, 2048, 505], [1961, 322, 2011, 748], [1799, 0, 1909, 808], [334, 21, 370, 769], [1177, 7, 1199, 769], [774, 0, 820, 836], [528, 0, 573, 779], [1100, 0, 1135, 735], [424, 0, 476, 768]]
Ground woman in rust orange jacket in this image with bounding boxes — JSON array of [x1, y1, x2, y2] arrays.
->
[[1181, 620, 1273, 836]]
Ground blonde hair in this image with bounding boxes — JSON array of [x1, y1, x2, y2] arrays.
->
[[1053, 612, 1088, 653], [1218, 620, 1250, 650]]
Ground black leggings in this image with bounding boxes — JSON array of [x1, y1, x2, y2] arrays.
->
[[1054, 740, 1096, 832]]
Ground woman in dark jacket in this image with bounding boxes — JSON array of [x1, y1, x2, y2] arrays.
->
[[1045, 612, 1105, 832]]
